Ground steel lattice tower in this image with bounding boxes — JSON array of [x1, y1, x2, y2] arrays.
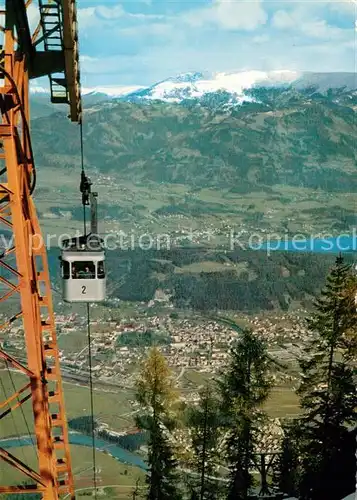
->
[[0, 0, 81, 497]]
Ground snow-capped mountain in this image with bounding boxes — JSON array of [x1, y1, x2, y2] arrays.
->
[[122, 70, 302, 104], [29, 70, 357, 109]]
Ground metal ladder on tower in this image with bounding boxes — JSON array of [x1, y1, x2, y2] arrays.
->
[[38, 0, 69, 104]]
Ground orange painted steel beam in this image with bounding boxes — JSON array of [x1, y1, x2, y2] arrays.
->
[[0, 28, 75, 499], [0, 245, 16, 258], [0, 286, 20, 302], [0, 391, 32, 418], [0, 215, 13, 227], [62, 0, 81, 122], [0, 275, 17, 289], [0, 448, 46, 487], [0, 350, 33, 376], [0, 381, 31, 409], [0, 259, 20, 277], [0, 287, 20, 302]]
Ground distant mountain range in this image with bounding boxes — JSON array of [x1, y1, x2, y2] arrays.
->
[[119, 71, 357, 105], [30, 70, 357, 115], [31, 78, 357, 195]]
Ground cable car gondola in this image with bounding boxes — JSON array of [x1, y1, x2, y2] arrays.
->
[[60, 172, 106, 303]]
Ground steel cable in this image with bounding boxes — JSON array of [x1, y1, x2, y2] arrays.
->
[[79, 112, 98, 499]]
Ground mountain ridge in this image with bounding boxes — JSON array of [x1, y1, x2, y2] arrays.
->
[[31, 84, 357, 193], [30, 71, 357, 108]]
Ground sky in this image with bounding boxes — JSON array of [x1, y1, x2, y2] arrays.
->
[[27, 0, 357, 88]]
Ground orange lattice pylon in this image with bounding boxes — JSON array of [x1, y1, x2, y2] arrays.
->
[[0, 28, 75, 499]]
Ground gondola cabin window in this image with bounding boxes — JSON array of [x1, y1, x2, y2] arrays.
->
[[71, 261, 96, 279], [97, 260, 105, 278], [62, 260, 70, 279]]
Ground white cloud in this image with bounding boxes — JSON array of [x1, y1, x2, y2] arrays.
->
[[302, 19, 346, 39], [268, 0, 355, 13], [95, 4, 125, 20], [272, 6, 349, 40], [77, 3, 165, 31], [26, 2, 41, 34], [183, 0, 267, 31], [158, 36, 351, 75], [271, 10, 294, 29], [252, 34, 270, 43], [78, 29, 355, 87], [80, 54, 152, 78], [327, 0, 356, 14], [78, 7, 97, 30], [75, 0, 355, 86], [120, 22, 173, 37]]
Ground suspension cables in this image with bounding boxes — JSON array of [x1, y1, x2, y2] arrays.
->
[[0, 370, 27, 463], [79, 119, 87, 237], [79, 115, 98, 499], [86, 303, 98, 498]]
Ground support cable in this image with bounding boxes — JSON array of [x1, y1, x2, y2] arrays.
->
[[79, 120, 86, 237], [0, 374, 27, 463], [79, 113, 98, 499], [86, 302, 98, 498], [5, 361, 37, 457]]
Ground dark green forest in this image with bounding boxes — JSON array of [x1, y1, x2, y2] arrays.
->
[[49, 247, 349, 312]]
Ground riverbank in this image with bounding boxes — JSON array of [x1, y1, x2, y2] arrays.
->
[[0, 431, 148, 471]]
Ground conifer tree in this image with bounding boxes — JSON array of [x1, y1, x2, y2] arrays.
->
[[187, 384, 223, 499], [216, 321, 272, 500], [135, 347, 181, 500], [274, 420, 300, 498], [293, 255, 357, 499]]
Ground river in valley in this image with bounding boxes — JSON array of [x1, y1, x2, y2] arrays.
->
[[0, 431, 148, 471]]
